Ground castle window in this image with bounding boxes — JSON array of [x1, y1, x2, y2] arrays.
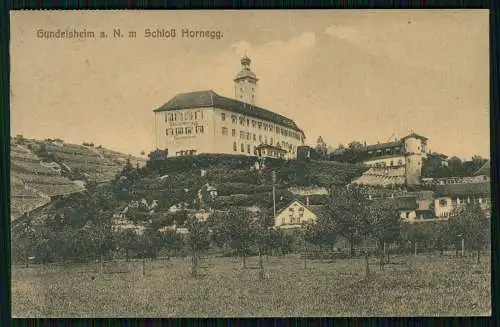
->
[[232, 129, 236, 137], [252, 120, 256, 127], [240, 131, 245, 139], [247, 119, 250, 126], [247, 132, 251, 140], [241, 143, 245, 153], [233, 142, 237, 152], [221, 127, 228, 136], [276, 127, 280, 134], [176, 127, 183, 135], [239, 117, 245, 125], [221, 113, 226, 121], [247, 144, 251, 153], [231, 115, 237, 124], [196, 126, 204, 134], [258, 122, 262, 129], [185, 127, 193, 135], [270, 138, 273, 145], [398, 159, 403, 166], [167, 113, 173, 122], [390, 161, 394, 166], [253, 146, 257, 155]]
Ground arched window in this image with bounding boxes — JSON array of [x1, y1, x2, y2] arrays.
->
[[233, 142, 237, 152], [241, 143, 245, 152]]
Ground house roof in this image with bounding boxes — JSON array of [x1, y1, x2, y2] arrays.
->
[[153, 90, 304, 134], [434, 182, 491, 197], [406, 190, 435, 200], [363, 140, 403, 152], [277, 200, 329, 220], [474, 160, 490, 177], [401, 132, 428, 141], [375, 196, 418, 210], [256, 143, 288, 153]]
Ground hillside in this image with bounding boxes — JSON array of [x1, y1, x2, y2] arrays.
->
[[15, 154, 368, 228], [10, 137, 146, 221], [111, 154, 369, 214]]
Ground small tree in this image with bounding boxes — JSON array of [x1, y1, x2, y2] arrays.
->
[[328, 186, 369, 257], [366, 200, 401, 270], [449, 203, 490, 263], [117, 229, 140, 261], [185, 216, 210, 277], [251, 213, 271, 280], [162, 229, 184, 259], [211, 208, 255, 268]]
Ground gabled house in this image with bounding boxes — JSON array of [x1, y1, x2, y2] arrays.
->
[[274, 200, 329, 229]]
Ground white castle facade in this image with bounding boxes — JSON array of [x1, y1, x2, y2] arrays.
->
[[153, 56, 306, 160]]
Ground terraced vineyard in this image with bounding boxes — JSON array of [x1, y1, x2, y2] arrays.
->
[[10, 138, 145, 220]]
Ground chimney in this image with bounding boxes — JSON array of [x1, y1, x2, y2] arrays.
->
[[306, 196, 310, 206]]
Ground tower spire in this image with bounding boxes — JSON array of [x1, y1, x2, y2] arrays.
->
[[234, 54, 258, 105]]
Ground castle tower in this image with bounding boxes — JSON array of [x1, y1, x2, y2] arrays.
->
[[234, 55, 258, 105], [402, 132, 428, 185]]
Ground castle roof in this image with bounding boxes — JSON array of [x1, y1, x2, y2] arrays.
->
[[363, 140, 403, 152], [401, 132, 428, 141], [234, 68, 258, 81], [154, 90, 303, 134]]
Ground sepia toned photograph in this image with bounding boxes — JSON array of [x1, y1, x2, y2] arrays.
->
[[10, 10, 490, 317]]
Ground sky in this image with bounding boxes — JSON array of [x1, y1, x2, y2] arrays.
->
[[10, 10, 490, 160]]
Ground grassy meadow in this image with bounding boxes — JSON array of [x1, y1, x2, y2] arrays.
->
[[12, 253, 491, 317]]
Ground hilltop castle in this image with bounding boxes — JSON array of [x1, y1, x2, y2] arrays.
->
[[153, 56, 306, 160]]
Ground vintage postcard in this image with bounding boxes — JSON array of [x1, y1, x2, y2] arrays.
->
[[10, 10, 490, 317]]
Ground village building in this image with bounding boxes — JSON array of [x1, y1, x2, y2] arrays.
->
[[336, 132, 428, 186], [274, 200, 329, 229], [153, 56, 306, 160], [432, 182, 491, 218]]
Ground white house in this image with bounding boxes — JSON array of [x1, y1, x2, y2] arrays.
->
[[433, 182, 491, 218], [274, 200, 328, 229]]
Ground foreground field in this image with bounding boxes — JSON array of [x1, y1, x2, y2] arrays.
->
[[12, 253, 491, 317]]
